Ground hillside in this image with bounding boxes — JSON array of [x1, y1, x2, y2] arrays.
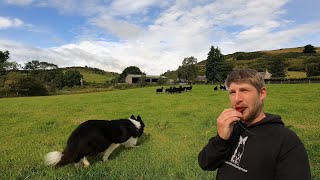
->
[[64, 66, 119, 83], [195, 46, 320, 79]]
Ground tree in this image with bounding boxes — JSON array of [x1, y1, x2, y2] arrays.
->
[[303, 44, 316, 54], [17, 76, 48, 96], [2, 73, 48, 96], [177, 56, 198, 83], [0, 50, 22, 74], [205, 46, 233, 82], [30, 69, 65, 89], [267, 56, 287, 77], [39, 61, 58, 69], [0, 50, 10, 64], [6, 61, 21, 70], [25, 60, 58, 70], [0, 50, 10, 74], [304, 57, 320, 77], [64, 70, 83, 87], [24, 60, 41, 70], [119, 66, 143, 83]]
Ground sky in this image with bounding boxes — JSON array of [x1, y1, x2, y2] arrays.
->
[[0, 0, 320, 75]]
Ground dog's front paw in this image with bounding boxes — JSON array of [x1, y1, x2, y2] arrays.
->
[[102, 156, 109, 161]]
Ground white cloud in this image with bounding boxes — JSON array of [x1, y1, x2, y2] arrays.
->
[[220, 22, 320, 53], [0, 16, 24, 29], [1, 0, 320, 75], [91, 15, 145, 40], [4, 0, 33, 6], [108, 0, 162, 16]]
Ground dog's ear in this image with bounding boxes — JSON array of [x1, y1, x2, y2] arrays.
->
[[137, 115, 141, 121], [130, 115, 136, 120]]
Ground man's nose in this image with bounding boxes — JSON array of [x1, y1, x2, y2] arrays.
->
[[235, 92, 243, 102]]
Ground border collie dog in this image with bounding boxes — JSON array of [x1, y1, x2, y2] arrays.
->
[[44, 115, 145, 168]]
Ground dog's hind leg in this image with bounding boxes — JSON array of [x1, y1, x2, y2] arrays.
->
[[102, 143, 120, 161]]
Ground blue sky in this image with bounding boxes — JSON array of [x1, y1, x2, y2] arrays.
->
[[0, 0, 320, 75]]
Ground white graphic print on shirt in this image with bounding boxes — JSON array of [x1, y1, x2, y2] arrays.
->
[[225, 135, 249, 172]]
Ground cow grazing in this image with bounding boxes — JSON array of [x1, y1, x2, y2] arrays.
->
[[156, 87, 163, 94], [186, 86, 192, 92]]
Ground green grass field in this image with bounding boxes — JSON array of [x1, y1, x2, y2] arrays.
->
[[0, 84, 319, 179]]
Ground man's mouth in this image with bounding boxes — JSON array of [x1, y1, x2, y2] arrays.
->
[[235, 107, 246, 113]]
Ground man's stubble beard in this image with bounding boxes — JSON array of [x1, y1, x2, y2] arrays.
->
[[241, 99, 264, 124]]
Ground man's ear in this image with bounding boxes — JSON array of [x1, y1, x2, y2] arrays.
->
[[259, 87, 267, 101]]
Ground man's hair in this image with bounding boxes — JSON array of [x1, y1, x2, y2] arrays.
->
[[225, 69, 266, 92]]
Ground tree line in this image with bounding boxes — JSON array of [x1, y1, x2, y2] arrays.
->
[[0, 51, 83, 96]]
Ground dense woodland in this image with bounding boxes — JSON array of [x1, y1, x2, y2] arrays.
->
[[1, 44, 319, 97]]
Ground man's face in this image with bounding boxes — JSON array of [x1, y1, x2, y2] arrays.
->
[[228, 82, 266, 124]]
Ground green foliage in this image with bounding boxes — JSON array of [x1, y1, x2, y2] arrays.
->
[[234, 51, 266, 60], [177, 56, 198, 82], [267, 56, 288, 77], [64, 70, 83, 87], [195, 60, 207, 76], [1, 73, 48, 96], [303, 44, 316, 54], [0, 50, 10, 64], [24, 60, 58, 70], [0, 84, 319, 179], [163, 70, 178, 80], [304, 57, 320, 77], [0, 50, 21, 74], [1, 71, 24, 95], [205, 46, 233, 82], [29, 69, 64, 89], [17, 76, 49, 96], [119, 66, 143, 83]]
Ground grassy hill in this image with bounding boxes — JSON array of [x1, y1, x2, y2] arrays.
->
[[63, 67, 119, 83], [195, 46, 320, 79]]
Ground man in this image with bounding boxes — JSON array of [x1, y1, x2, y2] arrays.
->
[[198, 69, 311, 180]]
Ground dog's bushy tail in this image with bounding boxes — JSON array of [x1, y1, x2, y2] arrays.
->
[[44, 151, 63, 166], [44, 148, 76, 167]]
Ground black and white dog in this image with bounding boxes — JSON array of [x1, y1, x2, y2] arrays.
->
[[44, 115, 145, 168]]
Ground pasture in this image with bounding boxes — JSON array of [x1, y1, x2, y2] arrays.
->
[[0, 84, 319, 179]]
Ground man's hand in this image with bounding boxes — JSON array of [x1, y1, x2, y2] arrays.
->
[[217, 109, 242, 140]]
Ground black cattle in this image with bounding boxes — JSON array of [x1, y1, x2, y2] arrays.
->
[[186, 86, 192, 92], [165, 87, 173, 94], [219, 84, 226, 90], [156, 87, 163, 94]]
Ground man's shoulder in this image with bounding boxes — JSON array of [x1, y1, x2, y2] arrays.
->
[[274, 124, 305, 153]]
